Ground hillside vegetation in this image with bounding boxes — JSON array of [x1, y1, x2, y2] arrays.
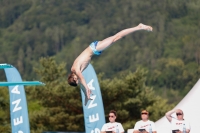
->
[[0, 0, 199, 132]]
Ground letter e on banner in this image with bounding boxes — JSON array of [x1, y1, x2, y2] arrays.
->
[[89, 113, 99, 122], [13, 116, 23, 126]]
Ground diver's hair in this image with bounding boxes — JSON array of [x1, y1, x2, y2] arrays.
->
[[68, 73, 77, 87], [109, 110, 117, 117]]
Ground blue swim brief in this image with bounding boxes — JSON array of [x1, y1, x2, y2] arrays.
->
[[89, 41, 102, 55]]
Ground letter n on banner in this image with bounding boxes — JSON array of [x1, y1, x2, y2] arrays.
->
[[80, 64, 105, 133], [4, 67, 30, 133]]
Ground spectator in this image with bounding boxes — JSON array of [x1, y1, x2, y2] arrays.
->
[[133, 110, 157, 133], [101, 110, 124, 133], [165, 109, 190, 133]]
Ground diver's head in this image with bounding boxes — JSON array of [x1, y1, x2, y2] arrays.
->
[[68, 72, 78, 86]]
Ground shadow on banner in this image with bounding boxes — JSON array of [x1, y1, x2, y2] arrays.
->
[[80, 64, 105, 133]]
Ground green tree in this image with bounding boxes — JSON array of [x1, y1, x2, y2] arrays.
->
[[148, 58, 200, 103], [0, 87, 10, 133], [27, 57, 84, 132], [26, 57, 173, 132], [0, 0, 200, 131], [99, 68, 173, 129]]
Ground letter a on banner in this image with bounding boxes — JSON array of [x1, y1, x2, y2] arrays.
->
[[80, 64, 105, 133], [4, 66, 30, 133]]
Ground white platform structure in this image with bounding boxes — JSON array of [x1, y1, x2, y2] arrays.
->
[[127, 79, 200, 133], [155, 79, 200, 133]]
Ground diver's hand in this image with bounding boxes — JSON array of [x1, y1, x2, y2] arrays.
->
[[86, 88, 92, 99]]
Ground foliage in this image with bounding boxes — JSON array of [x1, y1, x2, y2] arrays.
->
[[0, 0, 200, 132], [0, 87, 10, 133], [0, 0, 199, 101], [27, 58, 172, 131], [27, 57, 84, 132], [99, 69, 173, 129]]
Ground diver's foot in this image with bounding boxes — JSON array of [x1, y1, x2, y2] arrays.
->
[[138, 23, 153, 31]]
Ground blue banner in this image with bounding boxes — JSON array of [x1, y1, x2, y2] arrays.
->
[[4, 66, 30, 133], [80, 64, 105, 133]]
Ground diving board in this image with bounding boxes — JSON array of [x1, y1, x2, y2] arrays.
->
[[0, 81, 45, 86], [0, 63, 13, 69]]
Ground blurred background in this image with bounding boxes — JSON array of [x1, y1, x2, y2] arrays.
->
[[0, 0, 199, 132]]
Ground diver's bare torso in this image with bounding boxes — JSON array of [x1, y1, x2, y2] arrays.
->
[[71, 46, 94, 73]]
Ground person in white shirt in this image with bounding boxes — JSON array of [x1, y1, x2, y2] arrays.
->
[[133, 110, 157, 133], [101, 110, 124, 133], [165, 109, 191, 133]]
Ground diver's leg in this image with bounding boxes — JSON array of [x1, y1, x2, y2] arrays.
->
[[96, 23, 152, 51]]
